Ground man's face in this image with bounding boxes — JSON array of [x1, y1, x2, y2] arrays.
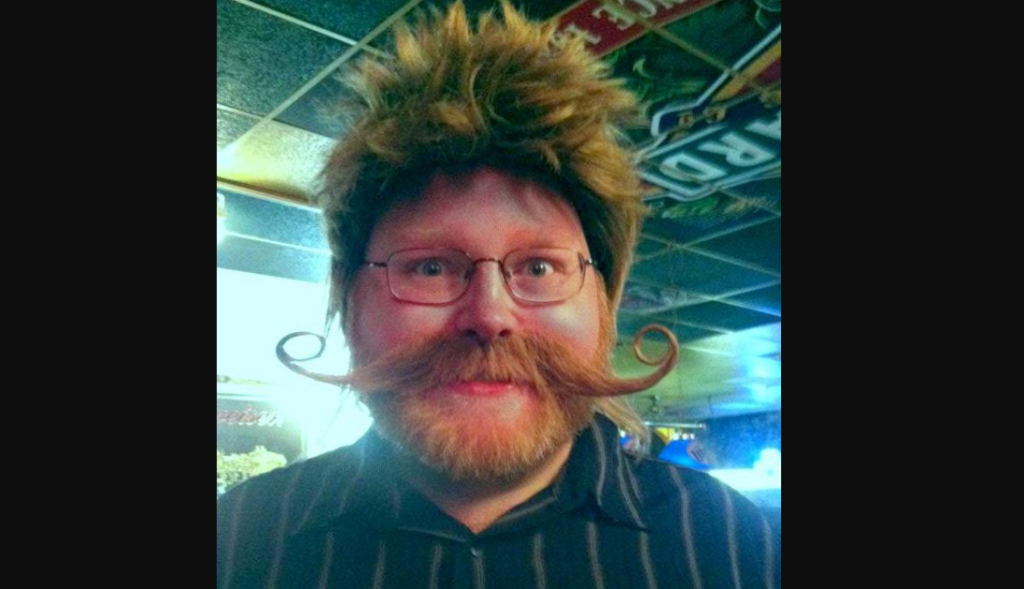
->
[[347, 166, 608, 481]]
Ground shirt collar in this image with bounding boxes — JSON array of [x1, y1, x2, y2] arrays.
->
[[290, 414, 650, 538]]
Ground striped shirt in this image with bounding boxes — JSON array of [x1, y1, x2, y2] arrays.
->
[[218, 415, 780, 588]]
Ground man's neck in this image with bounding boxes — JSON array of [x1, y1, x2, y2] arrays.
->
[[398, 440, 574, 534]]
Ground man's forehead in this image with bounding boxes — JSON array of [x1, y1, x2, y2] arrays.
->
[[369, 166, 588, 248], [407, 166, 565, 208], [427, 165, 544, 191]]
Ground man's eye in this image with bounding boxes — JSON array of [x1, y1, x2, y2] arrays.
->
[[524, 260, 554, 277], [416, 260, 445, 276]]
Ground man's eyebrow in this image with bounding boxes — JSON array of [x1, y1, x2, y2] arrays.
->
[[384, 232, 456, 250]]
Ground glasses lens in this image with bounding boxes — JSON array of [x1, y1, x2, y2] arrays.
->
[[387, 249, 472, 304], [504, 248, 583, 302]]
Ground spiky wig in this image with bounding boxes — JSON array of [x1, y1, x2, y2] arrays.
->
[[316, 0, 647, 332]]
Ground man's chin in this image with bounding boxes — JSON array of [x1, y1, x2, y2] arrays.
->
[[369, 390, 592, 482]]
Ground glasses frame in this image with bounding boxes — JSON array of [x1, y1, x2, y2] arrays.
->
[[364, 247, 598, 305]]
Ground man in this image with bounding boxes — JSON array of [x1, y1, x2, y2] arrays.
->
[[217, 2, 780, 587]]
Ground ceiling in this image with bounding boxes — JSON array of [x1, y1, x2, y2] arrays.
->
[[216, 0, 781, 422]]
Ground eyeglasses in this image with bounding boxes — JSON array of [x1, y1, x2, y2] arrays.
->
[[364, 247, 597, 304]]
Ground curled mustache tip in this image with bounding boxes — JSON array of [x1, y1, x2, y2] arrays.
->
[[632, 324, 679, 367], [275, 332, 341, 385], [592, 323, 679, 397]]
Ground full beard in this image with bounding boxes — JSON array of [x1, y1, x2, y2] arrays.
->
[[351, 306, 617, 483]]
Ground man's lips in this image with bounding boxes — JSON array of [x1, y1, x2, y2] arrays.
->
[[427, 381, 529, 397]]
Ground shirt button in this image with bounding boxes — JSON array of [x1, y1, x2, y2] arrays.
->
[[470, 546, 482, 558]]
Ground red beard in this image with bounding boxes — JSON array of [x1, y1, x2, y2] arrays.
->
[[357, 332, 604, 482]]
